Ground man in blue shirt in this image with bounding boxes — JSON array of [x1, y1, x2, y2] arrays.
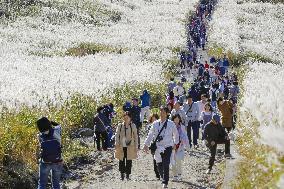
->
[[140, 90, 151, 123]]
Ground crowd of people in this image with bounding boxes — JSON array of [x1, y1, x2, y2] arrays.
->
[[34, 0, 240, 189]]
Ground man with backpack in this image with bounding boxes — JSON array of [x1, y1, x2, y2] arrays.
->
[[94, 106, 109, 151], [36, 117, 63, 189]]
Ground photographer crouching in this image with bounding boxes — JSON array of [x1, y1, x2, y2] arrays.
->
[[143, 106, 179, 189]]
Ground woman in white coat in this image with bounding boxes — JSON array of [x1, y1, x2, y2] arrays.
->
[[171, 114, 189, 181]]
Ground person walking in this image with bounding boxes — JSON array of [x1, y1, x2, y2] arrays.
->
[[170, 101, 187, 126], [167, 78, 176, 93], [204, 114, 231, 174], [36, 117, 63, 189], [183, 95, 199, 148], [200, 103, 213, 142], [143, 106, 179, 188], [230, 81, 239, 104], [167, 91, 177, 108], [210, 84, 219, 110], [171, 114, 188, 181], [173, 82, 185, 100], [217, 97, 234, 133], [131, 98, 142, 149], [114, 111, 138, 181], [147, 114, 161, 180], [140, 90, 151, 123], [94, 106, 108, 151]]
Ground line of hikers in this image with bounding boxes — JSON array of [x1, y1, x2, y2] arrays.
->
[[34, 0, 238, 188], [112, 67, 239, 188]]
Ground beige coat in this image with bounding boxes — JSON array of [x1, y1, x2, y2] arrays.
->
[[114, 122, 138, 161], [218, 100, 234, 128]]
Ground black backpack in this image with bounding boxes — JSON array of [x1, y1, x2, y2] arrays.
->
[[40, 128, 62, 163]]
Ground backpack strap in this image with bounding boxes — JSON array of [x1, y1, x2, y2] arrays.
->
[[118, 124, 123, 142], [186, 103, 194, 115], [153, 120, 168, 143]]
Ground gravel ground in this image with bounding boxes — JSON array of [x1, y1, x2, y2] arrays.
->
[[65, 131, 226, 189]]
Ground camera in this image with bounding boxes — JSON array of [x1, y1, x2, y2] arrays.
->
[[125, 140, 132, 146]]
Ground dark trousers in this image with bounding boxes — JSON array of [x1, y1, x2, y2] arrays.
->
[[153, 155, 160, 179], [180, 60, 186, 69], [157, 146, 172, 185], [94, 131, 108, 150], [187, 121, 200, 146], [208, 139, 230, 169], [225, 127, 232, 133], [232, 115, 237, 130], [119, 147, 132, 175], [135, 122, 142, 149]]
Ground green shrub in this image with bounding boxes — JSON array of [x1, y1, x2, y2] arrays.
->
[[163, 59, 179, 80], [0, 81, 166, 183], [66, 43, 126, 56], [208, 44, 277, 67]]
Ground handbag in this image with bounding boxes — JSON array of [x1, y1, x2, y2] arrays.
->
[[149, 120, 167, 155]]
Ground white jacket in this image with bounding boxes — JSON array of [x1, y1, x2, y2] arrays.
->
[[144, 119, 179, 163]]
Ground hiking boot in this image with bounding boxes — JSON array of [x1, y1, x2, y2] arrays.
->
[[120, 173, 125, 181], [156, 175, 160, 180], [126, 174, 130, 180], [206, 169, 212, 174], [163, 184, 168, 188]]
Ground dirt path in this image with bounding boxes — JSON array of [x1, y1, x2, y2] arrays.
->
[[65, 128, 227, 189]]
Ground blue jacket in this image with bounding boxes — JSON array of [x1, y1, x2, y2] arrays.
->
[[220, 67, 226, 76], [223, 58, 230, 67], [103, 105, 115, 126], [140, 91, 151, 108], [210, 56, 216, 63]]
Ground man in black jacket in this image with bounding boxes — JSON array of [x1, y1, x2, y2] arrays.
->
[[204, 114, 231, 173], [131, 98, 142, 149], [94, 106, 108, 151]]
